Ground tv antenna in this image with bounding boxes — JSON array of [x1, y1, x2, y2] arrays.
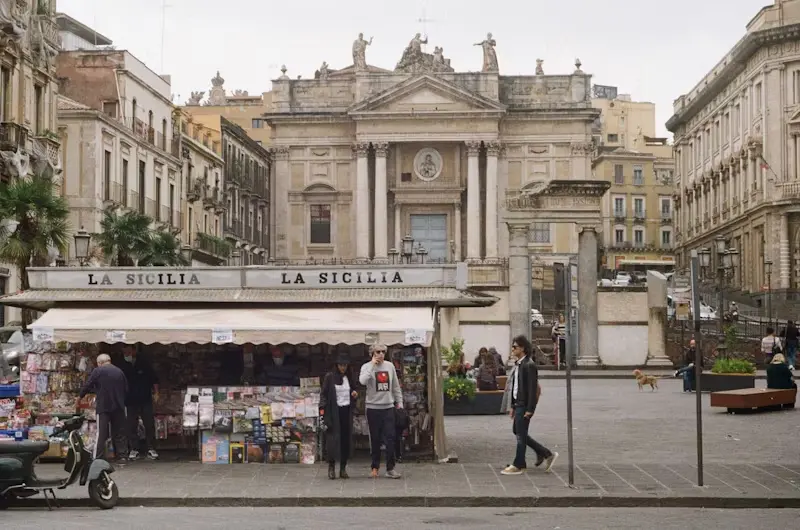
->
[[160, 0, 173, 73]]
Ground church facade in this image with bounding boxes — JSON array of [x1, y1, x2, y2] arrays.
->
[[264, 34, 599, 350]]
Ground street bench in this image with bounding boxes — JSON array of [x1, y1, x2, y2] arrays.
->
[[497, 375, 507, 390], [710, 388, 797, 414]]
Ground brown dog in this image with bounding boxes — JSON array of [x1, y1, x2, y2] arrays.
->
[[632, 369, 659, 391]]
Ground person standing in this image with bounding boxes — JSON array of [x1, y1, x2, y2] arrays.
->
[[782, 320, 798, 370], [319, 356, 358, 480], [501, 335, 557, 476], [762, 327, 782, 365], [80, 354, 128, 461], [359, 344, 403, 479], [119, 345, 159, 460]]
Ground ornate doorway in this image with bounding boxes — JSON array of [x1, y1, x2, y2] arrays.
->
[[410, 214, 448, 262]]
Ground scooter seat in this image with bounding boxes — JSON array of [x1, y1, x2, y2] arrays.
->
[[0, 441, 50, 455]]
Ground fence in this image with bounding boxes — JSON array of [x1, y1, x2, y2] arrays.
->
[[666, 317, 770, 367]]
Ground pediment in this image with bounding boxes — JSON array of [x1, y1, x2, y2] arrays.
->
[[302, 183, 337, 193], [349, 75, 506, 116]]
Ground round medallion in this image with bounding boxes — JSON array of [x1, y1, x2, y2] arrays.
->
[[413, 148, 443, 182]]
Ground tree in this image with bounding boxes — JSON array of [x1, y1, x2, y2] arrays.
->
[[0, 175, 70, 327], [94, 208, 152, 266], [139, 227, 189, 267]]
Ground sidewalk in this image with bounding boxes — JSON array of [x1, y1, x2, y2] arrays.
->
[[17, 460, 800, 509], [537, 369, 767, 379]]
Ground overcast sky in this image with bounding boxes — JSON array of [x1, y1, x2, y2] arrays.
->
[[59, 0, 766, 138]]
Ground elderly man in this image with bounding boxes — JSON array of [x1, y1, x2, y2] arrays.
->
[[80, 354, 128, 461]]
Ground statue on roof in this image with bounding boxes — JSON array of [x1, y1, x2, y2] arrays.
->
[[395, 33, 454, 74], [352, 33, 372, 70], [207, 71, 227, 106], [474, 33, 498, 72], [187, 91, 204, 106]]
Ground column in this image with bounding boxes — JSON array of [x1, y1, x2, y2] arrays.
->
[[746, 154, 755, 196], [394, 205, 401, 251], [485, 141, 500, 258], [507, 222, 531, 341], [577, 225, 600, 366], [454, 203, 462, 261], [373, 142, 389, 260], [272, 147, 289, 259], [466, 141, 481, 259], [780, 213, 790, 289], [354, 142, 370, 259], [790, 134, 797, 181]]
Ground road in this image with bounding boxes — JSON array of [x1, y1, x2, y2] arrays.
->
[[3, 507, 799, 529]]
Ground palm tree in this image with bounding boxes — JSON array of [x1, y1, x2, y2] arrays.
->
[[0, 175, 70, 327], [94, 208, 152, 266], [139, 227, 189, 267]]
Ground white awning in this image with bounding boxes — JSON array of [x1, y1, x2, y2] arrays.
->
[[29, 306, 436, 346]]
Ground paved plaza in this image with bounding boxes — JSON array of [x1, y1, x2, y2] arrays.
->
[[8, 379, 797, 509]]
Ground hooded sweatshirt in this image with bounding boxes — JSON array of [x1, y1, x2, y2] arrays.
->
[[359, 360, 402, 409]]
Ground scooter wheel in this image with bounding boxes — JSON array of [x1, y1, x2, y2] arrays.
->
[[88, 472, 119, 510]]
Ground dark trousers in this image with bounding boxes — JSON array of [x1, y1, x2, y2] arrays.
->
[[127, 401, 156, 453], [329, 405, 351, 468], [512, 406, 551, 469], [366, 407, 396, 471], [97, 409, 127, 461]]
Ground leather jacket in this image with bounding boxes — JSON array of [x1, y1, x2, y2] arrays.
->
[[512, 355, 539, 414]]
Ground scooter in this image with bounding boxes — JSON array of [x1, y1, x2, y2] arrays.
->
[[0, 415, 119, 510]]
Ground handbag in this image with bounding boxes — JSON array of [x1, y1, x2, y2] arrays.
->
[[773, 337, 783, 356]]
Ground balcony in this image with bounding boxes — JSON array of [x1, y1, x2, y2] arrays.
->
[[32, 134, 60, 167], [106, 182, 125, 205], [660, 212, 673, 224], [613, 209, 626, 223], [660, 241, 673, 250], [145, 198, 157, 219], [224, 218, 243, 239], [129, 190, 140, 211], [0, 122, 28, 152], [633, 176, 644, 186], [633, 240, 646, 249], [633, 211, 646, 224], [203, 186, 222, 210], [186, 179, 202, 203], [194, 232, 232, 264], [778, 181, 800, 200], [37, 15, 60, 49]]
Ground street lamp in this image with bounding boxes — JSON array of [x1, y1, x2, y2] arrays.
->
[[416, 245, 428, 265], [180, 244, 193, 264], [401, 235, 414, 263], [73, 226, 91, 266], [697, 248, 711, 278], [764, 259, 773, 325], [388, 248, 399, 265]]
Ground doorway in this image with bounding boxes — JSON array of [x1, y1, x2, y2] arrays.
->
[[410, 214, 448, 263]]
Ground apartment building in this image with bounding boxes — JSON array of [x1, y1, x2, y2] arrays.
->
[[1, 0, 61, 326], [177, 110, 229, 265], [667, 0, 800, 305], [55, 22, 182, 261]]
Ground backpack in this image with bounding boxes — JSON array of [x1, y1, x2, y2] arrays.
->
[[773, 337, 783, 356]]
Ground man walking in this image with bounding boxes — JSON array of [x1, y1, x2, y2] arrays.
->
[[80, 354, 127, 461], [359, 343, 403, 479], [119, 345, 160, 460], [501, 335, 557, 475]]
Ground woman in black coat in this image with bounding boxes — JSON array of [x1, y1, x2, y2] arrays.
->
[[319, 355, 358, 479]]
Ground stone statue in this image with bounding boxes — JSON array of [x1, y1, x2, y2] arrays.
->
[[399, 33, 427, 63], [187, 91, 204, 106], [352, 33, 372, 70], [419, 154, 438, 180], [394, 33, 453, 74], [433, 46, 444, 65], [535, 59, 544, 75], [474, 33, 498, 72], [315, 61, 330, 81], [207, 71, 227, 106]]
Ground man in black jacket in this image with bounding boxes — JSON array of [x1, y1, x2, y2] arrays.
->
[[501, 335, 557, 475], [80, 354, 128, 461], [119, 346, 159, 460]]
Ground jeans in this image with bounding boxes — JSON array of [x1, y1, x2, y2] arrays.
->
[[676, 366, 695, 392], [366, 407, 396, 471], [127, 401, 156, 453], [787, 343, 798, 367], [512, 406, 551, 469], [96, 409, 127, 461]]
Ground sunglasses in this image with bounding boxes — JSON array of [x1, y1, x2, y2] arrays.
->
[[373, 349, 387, 354]]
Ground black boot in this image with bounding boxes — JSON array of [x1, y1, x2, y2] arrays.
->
[[340, 464, 349, 479], [328, 462, 336, 480]]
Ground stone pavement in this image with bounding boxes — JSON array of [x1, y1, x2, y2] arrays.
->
[[537, 369, 767, 379]]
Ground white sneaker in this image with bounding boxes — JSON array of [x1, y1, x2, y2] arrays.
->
[[790, 366, 795, 371], [147, 449, 159, 460], [128, 450, 139, 460], [500, 465, 524, 476], [544, 452, 559, 473]]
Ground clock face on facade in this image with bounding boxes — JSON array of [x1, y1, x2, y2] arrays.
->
[[413, 148, 443, 182]]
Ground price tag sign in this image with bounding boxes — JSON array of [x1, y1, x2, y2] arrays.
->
[[32, 327, 54, 342], [212, 329, 234, 344], [105, 330, 127, 343], [404, 329, 427, 345]]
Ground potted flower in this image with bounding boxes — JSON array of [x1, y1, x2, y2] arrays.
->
[[693, 357, 757, 392], [442, 376, 477, 416], [441, 337, 466, 377]]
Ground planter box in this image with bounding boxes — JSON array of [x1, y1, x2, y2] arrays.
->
[[690, 373, 756, 392], [443, 391, 504, 416]]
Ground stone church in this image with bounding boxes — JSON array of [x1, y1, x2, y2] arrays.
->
[[264, 33, 598, 350]]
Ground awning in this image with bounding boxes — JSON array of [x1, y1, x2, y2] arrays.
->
[[29, 306, 437, 346]]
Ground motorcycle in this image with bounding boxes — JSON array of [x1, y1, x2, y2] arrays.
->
[[0, 416, 119, 510]]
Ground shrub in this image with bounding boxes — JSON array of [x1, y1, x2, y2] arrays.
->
[[443, 377, 476, 401], [711, 357, 756, 375]]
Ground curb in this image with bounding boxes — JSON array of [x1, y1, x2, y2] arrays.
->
[[8, 495, 800, 509], [537, 374, 767, 380]]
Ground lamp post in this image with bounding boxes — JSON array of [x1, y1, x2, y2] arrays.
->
[[697, 248, 711, 322], [715, 240, 739, 331], [73, 227, 92, 266], [388, 248, 399, 265], [764, 259, 773, 326], [401, 235, 414, 264], [180, 244, 193, 264], [416, 245, 428, 265]]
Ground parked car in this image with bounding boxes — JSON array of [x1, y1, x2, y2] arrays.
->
[[530, 309, 545, 326], [0, 327, 22, 381]]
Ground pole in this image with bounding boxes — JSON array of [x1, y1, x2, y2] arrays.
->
[[565, 261, 575, 487], [689, 250, 704, 487]]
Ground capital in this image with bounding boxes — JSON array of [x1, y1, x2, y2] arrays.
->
[[577, 224, 598, 234], [352, 142, 370, 158], [485, 141, 501, 156], [373, 142, 389, 157], [506, 222, 530, 236], [465, 141, 481, 157], [270, 146, 289, 160]]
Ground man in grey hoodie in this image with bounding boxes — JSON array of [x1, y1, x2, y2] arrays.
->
[[359, 343, 403, 479]]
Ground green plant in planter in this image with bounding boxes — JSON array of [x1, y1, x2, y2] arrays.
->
[[441, 337, 465, 371], [723, 324, 739, 352], [711, 357, 756, 375], [444, 377, 476, 401]]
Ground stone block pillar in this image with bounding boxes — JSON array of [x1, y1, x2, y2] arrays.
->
[[646, 271, 672, 367], [466, 141, 481, 259], [374, 142, 389, 260], [272, 146, 289, 259], [354, 142, 370, 259], [577, 225, 599, 366], [485, 142, 499, 258], [507, 222, 531, 342], [454, 203, 462, 261]]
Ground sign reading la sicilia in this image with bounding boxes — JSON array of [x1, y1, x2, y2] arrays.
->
[[279, 270, 404, 285], [88, 272, 201, 286]]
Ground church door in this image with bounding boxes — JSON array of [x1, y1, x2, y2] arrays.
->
[[410, 214, 448, 263]]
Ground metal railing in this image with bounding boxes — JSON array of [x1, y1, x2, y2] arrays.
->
[[0, 122, 28, 151], [109, 182, 125, 204], [145, 198, 157, 219], [195, 232, 232, 258], [129, 190, 140, 211]]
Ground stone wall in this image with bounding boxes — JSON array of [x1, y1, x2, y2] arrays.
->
[[597, 286, 649, 366]]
